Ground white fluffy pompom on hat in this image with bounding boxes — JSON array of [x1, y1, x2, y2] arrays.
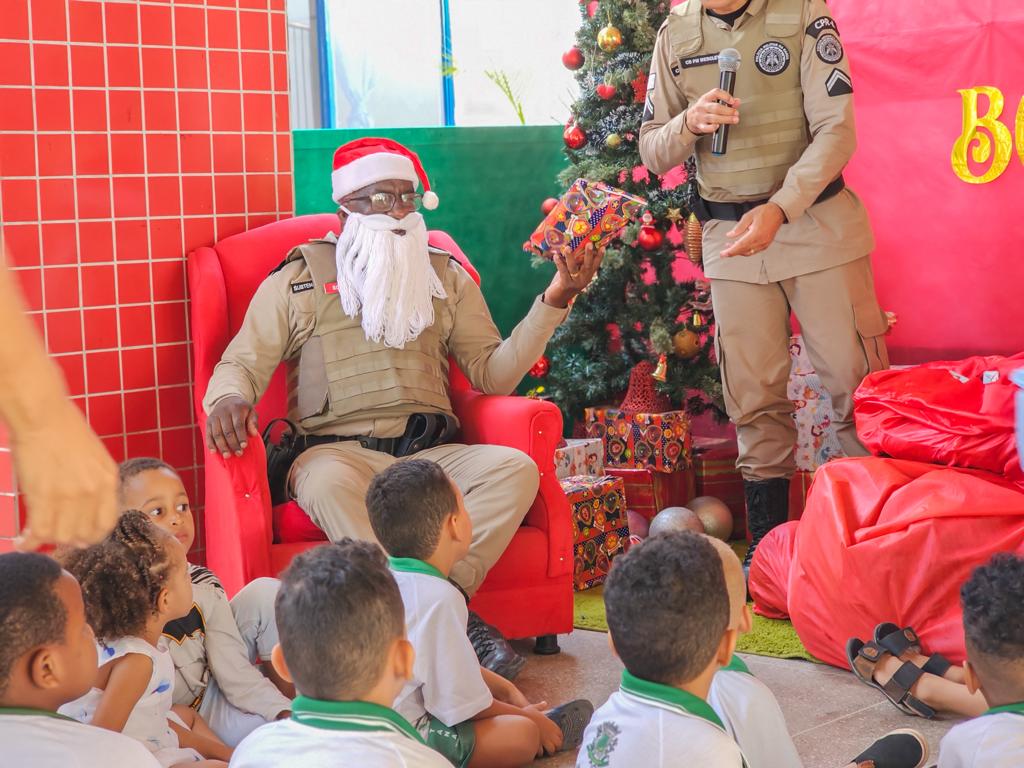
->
[[331, 137, 439, 210]]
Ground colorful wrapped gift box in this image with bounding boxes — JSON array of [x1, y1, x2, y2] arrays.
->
[[523, 178, 646, 261], [554, 438, 605, 481], [789, 335, 844, 472], [562, 474, 629, 591], [692, 435, 746, 539], [584, 407, 692, 473], [605, 466, 696, 522]]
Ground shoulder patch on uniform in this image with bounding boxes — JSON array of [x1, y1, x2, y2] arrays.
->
[[825, 68, 853, 97], [585, 721, 621, 768], [642, 71, 657, 122], [290, 279, 315, 294], [679, 52, 720, 69], [754, 41, 791, 75], [815, 32, 843, 64], [806, 15, 839, 38]]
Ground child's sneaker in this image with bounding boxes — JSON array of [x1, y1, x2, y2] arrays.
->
[[545, 699, 595, 752], [850, 728, 929, 768]]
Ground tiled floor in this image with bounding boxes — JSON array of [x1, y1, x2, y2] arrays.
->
[[512, 630, 959, 767]]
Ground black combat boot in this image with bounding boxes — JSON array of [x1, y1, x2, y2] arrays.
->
[[467, 611, 526, 680], [742, 477, 791, 578]]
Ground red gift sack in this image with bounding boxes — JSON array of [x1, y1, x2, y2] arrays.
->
[[854, 354, 1024, 483], [751, 456, 1024, 669]]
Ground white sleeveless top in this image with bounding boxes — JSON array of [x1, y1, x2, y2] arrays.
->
[[59, 636, 201, 767]]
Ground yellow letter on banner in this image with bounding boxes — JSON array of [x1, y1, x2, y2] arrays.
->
[[951, 87, 1013, 184], [1017, 94, 1024, 166]]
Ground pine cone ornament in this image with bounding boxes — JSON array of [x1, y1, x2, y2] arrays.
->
[[685, 213, 703, 266]]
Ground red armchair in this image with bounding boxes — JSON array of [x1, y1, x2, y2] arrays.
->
[[187, 214, 573, 645]]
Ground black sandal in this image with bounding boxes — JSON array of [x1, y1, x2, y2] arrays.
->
[[874, 622, 953, 678], [846, 638, 936, 719]]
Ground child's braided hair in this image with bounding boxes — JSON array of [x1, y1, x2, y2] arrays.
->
[[58, 510, 177, 641]]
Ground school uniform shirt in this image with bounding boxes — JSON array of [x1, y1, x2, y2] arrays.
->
[[162, 565, 290, 724], [0, 707, 162, 767], [230, 697, 451, 768], [577, 670, 746, 768], [708, 655, 804, 768], [389, 557, 493, 731], [937, 703, 1024, 767]]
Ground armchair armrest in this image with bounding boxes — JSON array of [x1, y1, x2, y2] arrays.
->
[[451, 390, 573, 579]]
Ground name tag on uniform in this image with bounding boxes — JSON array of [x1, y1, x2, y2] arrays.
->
[[290, 280, 314, 294], [679, 53, 720, 69], [324, 281, 339, 294]]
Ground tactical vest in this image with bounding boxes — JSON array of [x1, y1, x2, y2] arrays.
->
[[283, 241, 456, 432], [667, 0, 807, 201]]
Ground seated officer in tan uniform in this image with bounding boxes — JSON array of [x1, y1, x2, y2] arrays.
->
[[202, 138, 601, 677], [639, 0, 889, 575]]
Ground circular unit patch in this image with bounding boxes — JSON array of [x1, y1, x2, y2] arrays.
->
[[816, 32, 843, 64], [754, 41, 791, 75]]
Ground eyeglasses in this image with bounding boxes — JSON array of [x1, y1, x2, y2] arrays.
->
[[342, 191, 423, 214]]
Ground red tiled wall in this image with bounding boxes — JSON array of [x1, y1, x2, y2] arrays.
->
[[0, 0, 293, 560]]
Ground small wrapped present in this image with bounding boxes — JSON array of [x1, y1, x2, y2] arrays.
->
[[584, 407, 691, 473], [524, 178, 645, 261], [692, 435, 746, 539], [562, 474, 629, 591], [605, 466, 696, 522], [554, 438, 605, 481], [789, 334, 844, 472]]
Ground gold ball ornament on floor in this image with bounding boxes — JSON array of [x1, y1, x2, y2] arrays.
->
[[597, 24, 622, 53], [649, 506, 705, 536], [688, 496, 734, 541], [672, 329, 701, 359], [604, 132, 622, 149]]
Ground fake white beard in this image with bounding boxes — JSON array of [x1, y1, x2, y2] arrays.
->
[[334, 210, 447, 349]]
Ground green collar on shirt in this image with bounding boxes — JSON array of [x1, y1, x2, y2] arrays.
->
[[388, 556, 447, 581], [620, 670, 727, 730], [722, 654, 753, 676], [291, 696, 425, 743], [985, 701, 1024, 717], [0, 706, 76, 721]]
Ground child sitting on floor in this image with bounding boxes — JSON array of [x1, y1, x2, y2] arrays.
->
[[366, 459, 593, 767], [118, 458, 291, 746], [578, 531, 744, 767], [58, 511, 230, 767], [936, 553, 1024, 767], [0, 552, 161, 767], [230, 539, 451, 767]]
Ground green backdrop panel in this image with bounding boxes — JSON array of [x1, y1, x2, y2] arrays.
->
[[293, 127, 568, 339]]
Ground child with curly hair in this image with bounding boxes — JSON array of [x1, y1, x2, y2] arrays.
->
[[57, 511, 230, 767]]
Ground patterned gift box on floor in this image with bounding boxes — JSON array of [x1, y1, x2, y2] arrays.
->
[[553, 438, 605, 480], [606, 466, 696, 522], [583, 407, 692, 472], [789, 335, 844, 471], [692, 435, 746, 539], [561, 474, 629, 591]]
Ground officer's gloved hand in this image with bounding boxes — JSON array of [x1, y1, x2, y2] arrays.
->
[[207, 395, 259, 458]]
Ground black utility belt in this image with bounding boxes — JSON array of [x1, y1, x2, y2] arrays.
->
[[692, 175, 845, 224]]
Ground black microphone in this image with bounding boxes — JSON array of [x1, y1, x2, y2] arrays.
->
[[711, 48, 741, 156]]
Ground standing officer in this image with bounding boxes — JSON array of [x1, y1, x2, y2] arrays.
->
[[639, 0, 889, 573]]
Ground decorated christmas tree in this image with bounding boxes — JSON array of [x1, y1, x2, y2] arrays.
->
[[536, 0, 723, 428]]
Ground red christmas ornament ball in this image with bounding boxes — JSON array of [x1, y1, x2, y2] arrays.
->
[[529, 356, 550, 378], [562, 47, 584, 70], [586, 1, 599, 17], [541, 198, 559, 215], [637, 225, 663, 251], [563, 123, 587, 150], [596, 83, 616, 101]]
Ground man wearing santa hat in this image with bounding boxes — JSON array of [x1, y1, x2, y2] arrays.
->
[[202, 138, 602, 677]]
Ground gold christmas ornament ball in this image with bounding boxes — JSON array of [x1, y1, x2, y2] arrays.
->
[[689, 496, 734, 541], [649, 507, 705, 537], [597, 24, 623, 52], [672, 329, 701, 359], [604, 132, 622, 148]]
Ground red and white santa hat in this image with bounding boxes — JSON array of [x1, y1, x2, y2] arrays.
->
[[331, 137, 439, 210]]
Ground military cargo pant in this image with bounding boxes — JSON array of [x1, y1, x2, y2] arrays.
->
[[289, 442, 539, 595], [710, 256, 889, 481]]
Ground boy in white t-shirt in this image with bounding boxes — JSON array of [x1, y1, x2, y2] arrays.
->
[[0, 551, 160, 767], [937, 553, 1024, 767], [366, 459, 594, 767], [230, 539, 451, 768]]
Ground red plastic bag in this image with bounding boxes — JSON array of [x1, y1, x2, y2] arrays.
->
[[748, 521, 799, 621], [766, 457, 1024, 668], [854, 354, 1024, 483]]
